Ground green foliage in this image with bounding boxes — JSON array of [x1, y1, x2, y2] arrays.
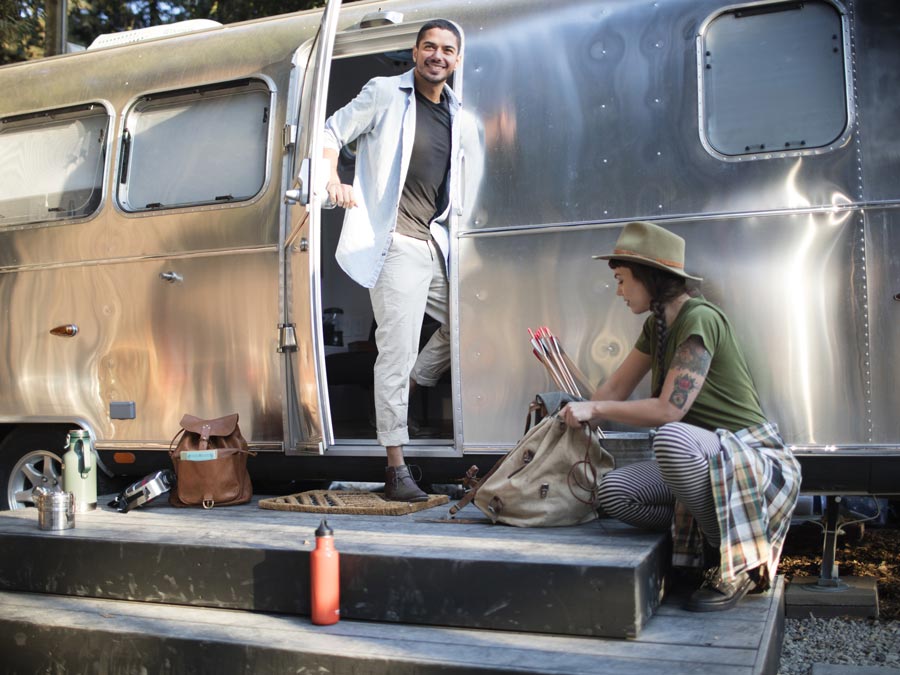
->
[[185, 0, 325, 25], [67, 0, 184, 48], [1, 0, 327, 65], [1, 0, 45, 63]]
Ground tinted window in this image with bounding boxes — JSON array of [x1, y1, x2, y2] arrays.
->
[[0, 104, 108, 227], [119, 79, 270, 211], [700, 1, 848, 158]]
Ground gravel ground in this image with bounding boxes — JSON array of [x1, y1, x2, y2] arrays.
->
[[778, 522, 900, 674], [780, 617, 900, 674]]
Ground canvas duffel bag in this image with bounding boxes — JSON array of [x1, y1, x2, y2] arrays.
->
[[450, 395, 614, 527]]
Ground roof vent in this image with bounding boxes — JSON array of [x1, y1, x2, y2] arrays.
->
[[88, 19, 222, 50], [359, 11, 404, 29]]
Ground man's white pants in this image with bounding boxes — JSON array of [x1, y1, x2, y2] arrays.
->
[[369, 233, 450, 447]]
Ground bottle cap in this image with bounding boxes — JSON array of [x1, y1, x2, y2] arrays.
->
[[315, 519, 333, 537]]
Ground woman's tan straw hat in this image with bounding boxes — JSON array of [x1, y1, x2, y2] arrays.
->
[[593, 221, 702, 281]]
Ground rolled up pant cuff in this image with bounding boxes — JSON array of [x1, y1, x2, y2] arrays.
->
[[411, 372, 440, 387], [378, 426, 410, 448]]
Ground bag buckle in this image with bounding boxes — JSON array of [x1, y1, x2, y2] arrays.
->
[[199, 423, 212, 450], [202, 498, 215, 509], [487, 495, 503, 515]]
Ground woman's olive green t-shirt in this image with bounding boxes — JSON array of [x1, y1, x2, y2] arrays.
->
[[634, 296, 767, 432]]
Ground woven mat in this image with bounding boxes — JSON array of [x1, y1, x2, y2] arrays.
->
[[258, 490, 449, 516]]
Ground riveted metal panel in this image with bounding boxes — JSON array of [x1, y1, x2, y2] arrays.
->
[[459, 0, 858, 233], [865, 209, 900, 444], [457, 213, 869, 448]]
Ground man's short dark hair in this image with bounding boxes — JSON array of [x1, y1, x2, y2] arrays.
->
[[416, 19, 461, 50]]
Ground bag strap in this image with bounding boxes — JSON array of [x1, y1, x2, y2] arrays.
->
[[567, 423, 604, 506], [448, 467, 481, 515], [168, 428, 185, 457], [525, 400, 545, 435], [449, 453, 516, 516], [168, 430, 256, 459]]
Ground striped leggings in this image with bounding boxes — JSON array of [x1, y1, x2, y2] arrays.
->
[[598, 422, 723, 545]]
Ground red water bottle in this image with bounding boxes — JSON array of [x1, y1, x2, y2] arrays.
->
[[310, 519, 340, 625]]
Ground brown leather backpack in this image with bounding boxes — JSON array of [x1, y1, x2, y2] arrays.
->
[[168, 413, 255, 508]]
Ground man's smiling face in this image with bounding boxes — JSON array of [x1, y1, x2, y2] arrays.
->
[[412, 28, 460, 86]]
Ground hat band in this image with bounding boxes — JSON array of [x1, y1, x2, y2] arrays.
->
[[613, 248, 684, 270]]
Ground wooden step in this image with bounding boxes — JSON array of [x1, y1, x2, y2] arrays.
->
[[0, 582, 784, 675], [0, 496, 667, 639]]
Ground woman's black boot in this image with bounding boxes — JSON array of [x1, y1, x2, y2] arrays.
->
[[685, 542, 755, 612]]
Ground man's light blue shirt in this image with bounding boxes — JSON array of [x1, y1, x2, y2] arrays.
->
[[323, 68, 461, 288]]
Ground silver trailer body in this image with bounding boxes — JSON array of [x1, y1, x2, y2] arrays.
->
[[0, 0, 898, 501]]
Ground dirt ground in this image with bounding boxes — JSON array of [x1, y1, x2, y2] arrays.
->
[[780, 518, 900, 620]]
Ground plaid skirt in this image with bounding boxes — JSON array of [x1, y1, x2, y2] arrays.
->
[[671, 421, 802, 590]]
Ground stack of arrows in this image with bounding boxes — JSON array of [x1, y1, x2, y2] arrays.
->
[[527, 326, 593, 399]]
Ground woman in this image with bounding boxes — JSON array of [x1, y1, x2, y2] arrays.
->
[[562, 221, 801, 612]]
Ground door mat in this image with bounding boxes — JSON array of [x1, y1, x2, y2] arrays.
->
[[258, 490, 449, 516]]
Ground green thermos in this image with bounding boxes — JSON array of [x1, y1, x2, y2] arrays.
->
[[62, 430, 97, 512]]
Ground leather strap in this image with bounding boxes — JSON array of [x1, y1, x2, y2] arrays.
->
[[199, 423, 211, 451], [449, 453, 514, 515]]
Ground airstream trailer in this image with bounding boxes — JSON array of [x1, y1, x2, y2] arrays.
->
[[1, 0, 898, 509]]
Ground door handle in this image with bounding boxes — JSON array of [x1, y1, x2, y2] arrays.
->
[[294, 157, 311, 205], [159, 271, 183, 283], [50, 324, 79, 337]]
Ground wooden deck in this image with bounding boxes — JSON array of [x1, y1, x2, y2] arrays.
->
[[0, 495, 784, 674]]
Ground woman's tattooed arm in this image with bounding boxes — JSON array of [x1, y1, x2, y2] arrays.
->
[[666, 336, 711, 410]]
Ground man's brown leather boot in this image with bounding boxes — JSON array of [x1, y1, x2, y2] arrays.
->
[[384, 465, 428, 502]]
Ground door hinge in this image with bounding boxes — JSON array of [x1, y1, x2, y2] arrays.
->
[[277, 323, 298, 353], [283, 124, 297, 149]]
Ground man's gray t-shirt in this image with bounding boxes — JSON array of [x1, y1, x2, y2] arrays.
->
[[395, 90, 452, 240]]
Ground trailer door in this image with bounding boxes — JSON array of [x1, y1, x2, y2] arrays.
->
[[282, 0, 342, 453]]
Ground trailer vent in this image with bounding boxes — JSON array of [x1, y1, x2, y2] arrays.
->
[[88, 19, 222, 50]]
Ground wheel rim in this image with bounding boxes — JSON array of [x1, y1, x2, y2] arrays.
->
[[7, 450, 63, 510]]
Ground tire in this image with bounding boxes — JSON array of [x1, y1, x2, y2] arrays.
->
[[0, 427, 69, 510]]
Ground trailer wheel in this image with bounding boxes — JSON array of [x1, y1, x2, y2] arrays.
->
[[0, 427, 69, 511], [4, 450, 63, 510]]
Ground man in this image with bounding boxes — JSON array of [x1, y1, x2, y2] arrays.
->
[[322, 20, 462, 501]]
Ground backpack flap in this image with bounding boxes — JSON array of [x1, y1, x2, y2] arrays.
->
[[179, 413, 239, 441]]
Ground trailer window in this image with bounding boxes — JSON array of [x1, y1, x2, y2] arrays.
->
[[119, 79, 270, 212], [0, 105, 108, 227], [699, 0, 849, 159]]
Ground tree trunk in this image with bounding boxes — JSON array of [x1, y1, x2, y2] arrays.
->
[[44, 0, 68, 56]]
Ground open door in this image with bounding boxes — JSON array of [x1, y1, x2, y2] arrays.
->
[[281, 0, 342, 453]]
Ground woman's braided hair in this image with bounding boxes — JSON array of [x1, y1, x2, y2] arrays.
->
[[608, 260, 694, 397]]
